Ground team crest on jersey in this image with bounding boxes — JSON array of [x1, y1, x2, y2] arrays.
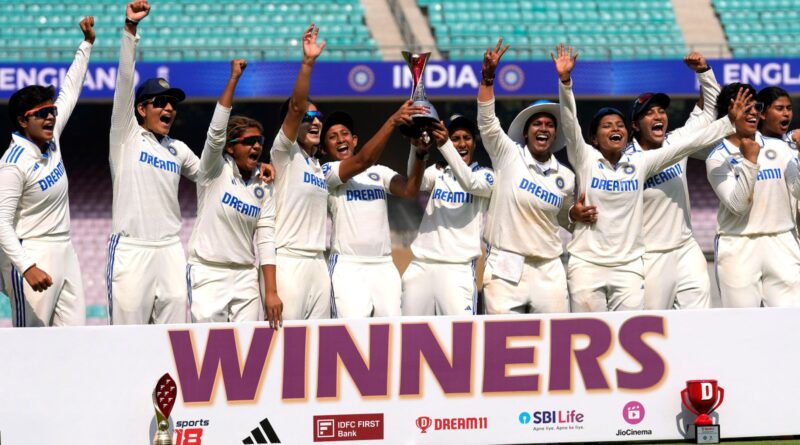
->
[[254, 187, 265, 199], [765, 149, 777, 160], [485, 172, 494, 185], [168, 146, 177, 156], [623, 165, 636, 175], [368, 172, 380, 181], [322, 163, 331, 175], [555, 176, 565, 189]]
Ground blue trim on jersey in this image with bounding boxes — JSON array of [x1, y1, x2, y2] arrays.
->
[[11, 263, 25, 327], [105, 234, 121, 324], [185, 264, 193, 308], [327, 254, 339, 318], [713, 234, 721, 297], [4, 145, 23, 164]]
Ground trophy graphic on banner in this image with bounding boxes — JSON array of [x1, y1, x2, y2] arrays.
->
[[416, 416, 432, 433], [681, 379, 724, 444], [400, 51, 440, 142], [153, 373, 178, 445]]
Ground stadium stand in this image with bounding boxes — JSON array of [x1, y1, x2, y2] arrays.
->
[[713, 0, 800, 57], [0, 0, 381, 62], [417, 0, 687, 60]]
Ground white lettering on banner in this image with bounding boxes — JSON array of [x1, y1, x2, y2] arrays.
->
[[0, 67, 140, 91], [392, 64, 480, 89], [723, 62, 800, 86], [701, 382, 713, 400]]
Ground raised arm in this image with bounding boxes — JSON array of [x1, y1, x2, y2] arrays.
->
[[280, 24, 325, 143], [706, 139, 759, 215], [554, 44, 593, 170], [335, 100, 426, 183], [395, 138, 430, 198], [199, 59, 247, 181], [430, 122, 493, 197], [54, 16, 94, 137], [476, 39, 518, 168], [110, 1, 150, 154], [674, 52, 720, 138], [642, 88, 749, 177]]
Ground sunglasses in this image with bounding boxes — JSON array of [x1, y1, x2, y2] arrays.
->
[[229, 135, 265, 146], [142, 95, 180, 109], [24, 104, 58, 119], [302, 110, 323, 123], [749, 102, 765, 113]]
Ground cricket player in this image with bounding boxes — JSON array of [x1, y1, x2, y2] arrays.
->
[[401, 116, 493, 316], [321, 103, 428, 318], [186, 60, 280, 326], [624, 52, 721, 310], [708, 83, 800, 307], [478, 39, 575, 314], [0, 17, 95, 327], [553, 43, 744, 312], [107, 0, 200, 324], [270, 24, 331, 320]]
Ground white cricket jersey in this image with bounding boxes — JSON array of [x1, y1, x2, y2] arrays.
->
[[706, 132, 800, 235], [410, 140, 493, 262], [477, 98, 575, 260], [270, 129, 328, 255], [188, 103, 276, 267], [324, 162, 397, 257], [109, 31, 200, 241], [559, 79, 735, 266], [0, 41, 92, 273]]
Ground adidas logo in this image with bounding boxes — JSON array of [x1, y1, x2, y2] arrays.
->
[[242, 417, 281, 444]]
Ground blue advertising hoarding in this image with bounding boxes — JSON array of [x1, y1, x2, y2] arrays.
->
[[1, 58, 800, 100]]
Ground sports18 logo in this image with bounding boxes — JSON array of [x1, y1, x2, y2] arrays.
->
[[174, 419, 210, 444]]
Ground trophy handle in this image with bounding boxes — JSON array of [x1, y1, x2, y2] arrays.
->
[[681, 388, 700, 415], [710, 387, 725, 413]]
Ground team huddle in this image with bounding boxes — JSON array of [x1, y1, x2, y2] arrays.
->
[[2, 0, 800, 329]]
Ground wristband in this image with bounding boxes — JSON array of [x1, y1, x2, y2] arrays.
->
[[125, 17, 139, 26], [696, 66, 711, 73], [481, 77, 495, 86]]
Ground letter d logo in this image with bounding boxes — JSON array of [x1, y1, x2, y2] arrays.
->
[[701, 382, 713, 400]]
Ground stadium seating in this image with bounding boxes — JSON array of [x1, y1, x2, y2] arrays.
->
[[713, 0, 800, 57], [418, 0, 687, 60], [0, 0, 381, 62]]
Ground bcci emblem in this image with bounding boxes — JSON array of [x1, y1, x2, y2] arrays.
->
[[254, 187, 265, 199], [624, 165, 636, 175], [368, 172, 380, 181], [168, 146, 177, 156], [158, 78, 170, 88], [485, 172, 494, 185], [555, 176, 565, 189], [765, 149, 777, 160], [348, 65, 375, 93], [498, 65, 525, 92]]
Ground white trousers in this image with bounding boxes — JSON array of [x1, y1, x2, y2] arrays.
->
[[715, 231, 800, 307], [276, 252, 331, 320], [188, 261, 260, 323], [401, 258, 477, 316], [568, 256, 645, 312], [329, 254, 401, 318], [2, 236, 85, 327], [643, 239, 711, 310], [106, 235, 188, 325], [483, 251, 569, 314]]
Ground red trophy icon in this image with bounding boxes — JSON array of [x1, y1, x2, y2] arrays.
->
[[416, 416, 432, 433], [681, 379, 724, 444], [153, 373, 178, 445]]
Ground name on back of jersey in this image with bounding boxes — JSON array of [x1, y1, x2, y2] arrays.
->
[[38, 159, 65, 191]]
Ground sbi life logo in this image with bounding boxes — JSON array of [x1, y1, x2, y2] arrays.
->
[[518, 409, 585, 425]]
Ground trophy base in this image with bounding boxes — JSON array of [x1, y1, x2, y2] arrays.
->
[[153, 430, 173, 445], [399, 115, 440, 138], [693, 424, 720, 444]]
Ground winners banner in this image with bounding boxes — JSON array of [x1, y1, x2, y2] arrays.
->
[[0, 309, 798, 444], [3, 58, 800, 99]]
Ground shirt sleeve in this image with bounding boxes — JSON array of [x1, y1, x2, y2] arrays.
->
[[558, 79, 595, 173], [322, 161, 343, 189], [420, 165, 437, 192], [110, 30, 141, 163], [374, 165, 399, 191], [269, 128, 295, 176], [255, 185, 276, 266], [436, 140, 493, 197], [477, 98, 518, 170], [198, 102, 231, 183], [642, 115, 735, 178], [180, 142, 201, 182], [0, 165, 34, 273], [785, 154, 800, 200], [54, 40, 92, 137], [706, 152, 759, 215]]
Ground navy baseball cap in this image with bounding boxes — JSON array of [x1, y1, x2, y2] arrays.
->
[[321, 111, 355, 140], [631, 92, 670, 122], [447, 114, 478, 139], [589, 107, 627, 140], [135, 78, 186, 105]]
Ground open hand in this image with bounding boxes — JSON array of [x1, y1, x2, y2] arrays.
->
[[551, 43, 578, 83]]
